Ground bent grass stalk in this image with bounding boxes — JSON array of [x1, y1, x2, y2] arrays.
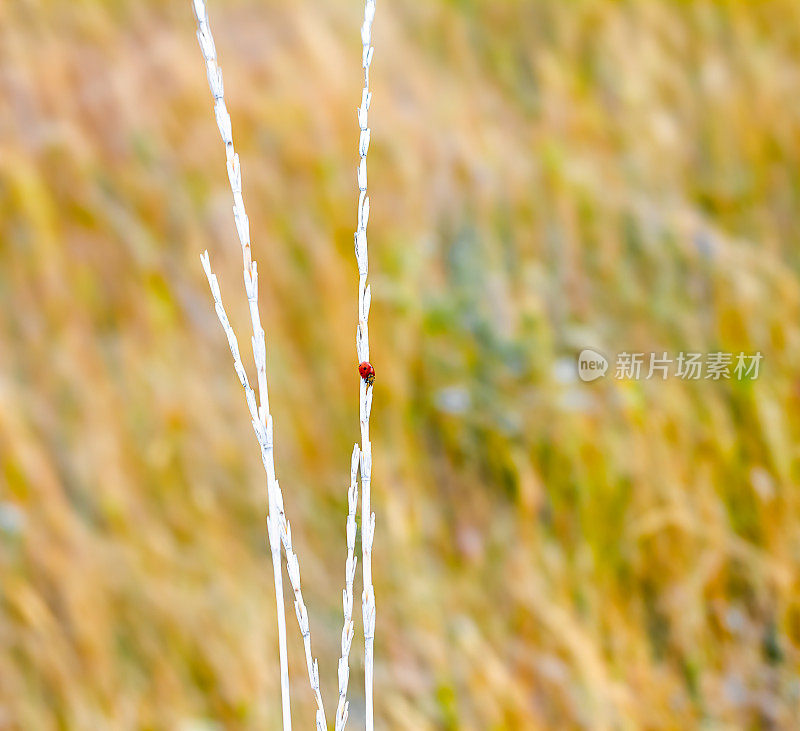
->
[[193, 1, 326, 728], [335, 445, 360, 730], [199, 254, 292, 728], [354, 1, 378, 729]]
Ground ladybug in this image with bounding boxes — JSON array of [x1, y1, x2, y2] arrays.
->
[[358, 361, 375, 386]]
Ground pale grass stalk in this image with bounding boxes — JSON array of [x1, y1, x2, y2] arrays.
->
[[334, 445, 361, 730], [199, 254, 291, 729], [353, 1, 378, 728], [193, 1, 326, 728]]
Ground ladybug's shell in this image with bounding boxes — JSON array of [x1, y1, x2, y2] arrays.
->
[[359, 361, 375, 378]]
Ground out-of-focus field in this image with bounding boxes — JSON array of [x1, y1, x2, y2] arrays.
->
[[2, 0, 800, 728]]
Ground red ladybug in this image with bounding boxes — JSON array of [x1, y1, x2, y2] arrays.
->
[[358, 361, 375, 386]]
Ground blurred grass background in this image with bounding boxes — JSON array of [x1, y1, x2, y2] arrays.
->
[[2, 0, 800, 728]]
